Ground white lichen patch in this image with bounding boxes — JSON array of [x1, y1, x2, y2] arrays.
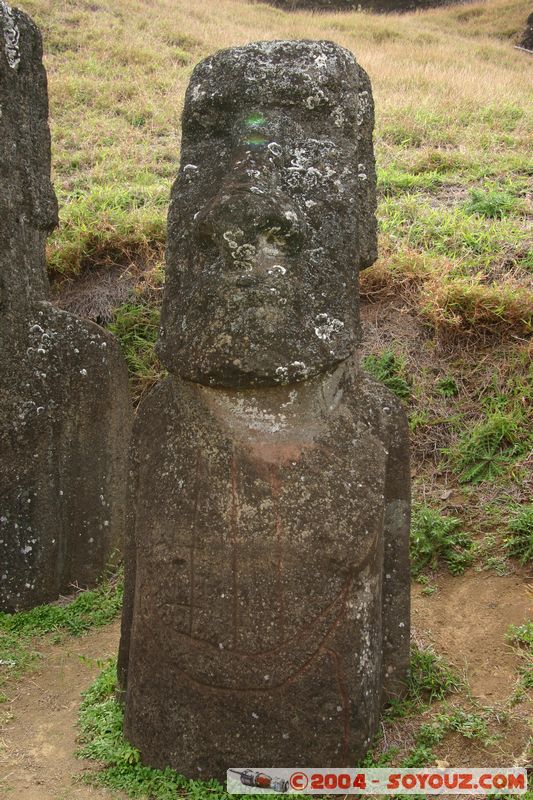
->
[[357, 90, 370, 128], [0, 0, 20, 69], [331, 106, 345, 128], [220, 396, 287, 434], [314, 313, 344, 342]]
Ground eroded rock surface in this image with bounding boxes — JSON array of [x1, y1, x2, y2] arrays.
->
[[256, 0, 466, 13], [0, 4, 131, 611], [120, 40, 410, 778], [519, 12, 533, 51]]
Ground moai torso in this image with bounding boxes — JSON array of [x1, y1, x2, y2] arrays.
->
[[0, 4, 132, 611], [119, 40, 410, 778]]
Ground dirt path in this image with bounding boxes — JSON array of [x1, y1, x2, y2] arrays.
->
[[0, 621, 125, 800], [0, 571, 531, 799]]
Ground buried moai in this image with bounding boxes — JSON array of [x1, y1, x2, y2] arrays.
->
[[256, 0, 466, 13], [118, 40, 410, 777], [519, 12, 533, 51], [0, 3, 132, 612]]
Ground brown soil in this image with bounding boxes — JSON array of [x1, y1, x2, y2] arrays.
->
[[0, 571, 530, 799], [0, 621, 126, 800], [413, 569, 531, 704], [413, 569, 532, 770]]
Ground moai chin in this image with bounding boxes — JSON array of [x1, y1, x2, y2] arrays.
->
[[0, 4, 132, 611], [119, 40, 410, 778]]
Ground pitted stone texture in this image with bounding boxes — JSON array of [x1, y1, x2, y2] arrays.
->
[[158, 40, 377, 388], [0, 6, 132, 611], [0, 2, 57, 328], [120, 40, 410, 776], [120, 362, 410, 777], [257, 0, 466, 11], [0, 305, 131, 611]]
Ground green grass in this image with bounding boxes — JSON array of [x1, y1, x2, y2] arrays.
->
[[48, 184, 168, 276], [363, 351, 412, 399], [464, 188, 519, 219], [506, 621, 533, 699], [504, 504, 533, 565], [0, 574, 123, 688], [108, 300, 164, 401], [362, 646, 477, 768], [379, 194, 530, 276], [446, 410, 530, 484], [436, 376, 459, 398], [406, 644, 462, 705], [385, 644, 462, 721], [399, 707, 496, 769], [507, 620, 533, 649], [378, 164, 444, 196], [410, 504, 474, 576]]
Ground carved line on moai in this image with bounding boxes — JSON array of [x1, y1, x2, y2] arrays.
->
[[164, 568, 359, 670], [0, 1, 20, 69], [164, 599, 352, 695]]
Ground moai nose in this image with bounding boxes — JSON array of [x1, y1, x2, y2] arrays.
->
[[193, 183, 305, 265]]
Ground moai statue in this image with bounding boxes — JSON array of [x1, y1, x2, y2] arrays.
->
[[119, 40, 410, 778], [258, 0, 461, 13], [519, 12, 533, 51], [0, 3, 132, 612]]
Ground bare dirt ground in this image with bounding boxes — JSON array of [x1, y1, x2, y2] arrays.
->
[[0, 621, 126, 800], [412, 570, 532, 768], [0, 572, 530, 800]]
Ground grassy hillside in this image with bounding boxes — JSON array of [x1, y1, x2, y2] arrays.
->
[[24, 0, 530, 294]]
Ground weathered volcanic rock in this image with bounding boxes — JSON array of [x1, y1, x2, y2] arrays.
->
[[519, 12, 533, 50], [119, 40, 410, 779], [256, 0, 466, 12], [0, 3, 132, 612], [157, 40, 377, 387]]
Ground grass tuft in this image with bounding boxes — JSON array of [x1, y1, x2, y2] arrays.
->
[[506, 620, 533, 697], [410, 504, 474, 576], [363, 351, 412, 399], [504, 504, 533, 565], [420, 276, 532, 337], [108, 300, 164, 402], [446, 410, 530, 484], [464, 188, 518, 219]]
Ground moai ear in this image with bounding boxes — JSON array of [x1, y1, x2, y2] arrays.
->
[[356, 67, 378, 271], [0, 2, 58, 233]]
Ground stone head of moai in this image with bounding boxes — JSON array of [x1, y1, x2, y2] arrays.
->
[[0, 1, 58, 311], [158, 40, 377, 387]]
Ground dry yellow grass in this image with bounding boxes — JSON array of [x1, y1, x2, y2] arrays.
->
[[19, 0, 531, 336], [22, 0, 531, 183]]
